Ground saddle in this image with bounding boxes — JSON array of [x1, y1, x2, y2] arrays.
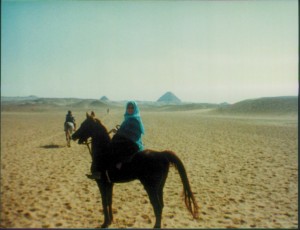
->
[[110, 134, 139, 165], [87, 133, 140, 181]]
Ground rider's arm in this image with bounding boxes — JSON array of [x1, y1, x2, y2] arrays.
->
[[118, 118, 142, 142]]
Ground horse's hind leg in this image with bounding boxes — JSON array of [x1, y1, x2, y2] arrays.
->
[[66, 130, 71, 147], [143, 184, 163, 228], [141, 163, 169, 228], [142, 174, 168, 228]]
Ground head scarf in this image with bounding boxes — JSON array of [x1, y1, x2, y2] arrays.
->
[[124, 101, 145, 134]]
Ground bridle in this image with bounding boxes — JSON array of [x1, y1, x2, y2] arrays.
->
[[82, 125, 120, 158]]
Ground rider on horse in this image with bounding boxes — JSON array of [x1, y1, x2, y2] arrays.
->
[[64, 110, 77, 132], [88, 101, 145, 179], [111, 101, 145, 166]]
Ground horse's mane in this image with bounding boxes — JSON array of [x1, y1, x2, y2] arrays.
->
[[94, 118, 102, 125], [87, 112, 110, 139], [93, 117, 111, 141]]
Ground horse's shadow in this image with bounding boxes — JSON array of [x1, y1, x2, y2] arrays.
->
[[40, 144, 65, 149]]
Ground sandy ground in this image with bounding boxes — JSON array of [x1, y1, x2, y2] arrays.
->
[[0, 109, 298, 228]]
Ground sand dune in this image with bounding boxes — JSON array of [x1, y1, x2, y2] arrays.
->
[[216, 96, 298, 115], [0, 108, 298, 228]]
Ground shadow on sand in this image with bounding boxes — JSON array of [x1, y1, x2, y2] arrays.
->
[[40, 144, 66, 149]]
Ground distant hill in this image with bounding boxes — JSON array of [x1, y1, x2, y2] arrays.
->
[[1, 95, 39, 102], [1, 97, 66, 112], [157, 103, 218, 111], [90, 100, 107, 107], [216, 96, 298, 115], [157, 92, 181, 104], [69, 99, 108, 109], [1, 95, 297, 115], [1, 97, 110, 112]]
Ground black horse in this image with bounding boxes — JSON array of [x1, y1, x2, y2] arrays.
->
[[72, 112, 199, 228]]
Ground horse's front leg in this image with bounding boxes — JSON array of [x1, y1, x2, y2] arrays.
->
[[96, 180, 113, 228], [107, 183, 114, 223]]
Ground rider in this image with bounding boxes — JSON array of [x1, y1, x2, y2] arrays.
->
[[114, 101, 145, 150], [64, 110, 76, 134], [87, 101, 145, 179], [111, 101, 145, 167]]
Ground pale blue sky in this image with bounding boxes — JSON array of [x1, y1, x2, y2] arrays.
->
[[1, 0, 298, 103]]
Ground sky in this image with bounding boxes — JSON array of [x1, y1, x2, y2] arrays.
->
[[1, 0, 298, 103]]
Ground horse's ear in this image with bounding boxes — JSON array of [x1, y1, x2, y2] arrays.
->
[[91, 111, 95, 117], [86, 112, 90, 118]]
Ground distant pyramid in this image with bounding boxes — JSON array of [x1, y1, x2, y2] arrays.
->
[[100, 96, 109, 101], [157, 91, 181, 103]]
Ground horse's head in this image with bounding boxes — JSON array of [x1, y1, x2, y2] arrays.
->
[[72, 112, 99, 144]]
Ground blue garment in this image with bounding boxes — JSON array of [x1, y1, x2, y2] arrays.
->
[[117, 101, 145, 150]]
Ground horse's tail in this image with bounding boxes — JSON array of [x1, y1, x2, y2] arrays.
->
[[162, 151, 199, 219]]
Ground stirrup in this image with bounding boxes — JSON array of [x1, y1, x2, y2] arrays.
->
[[86, 172, 101, 180]]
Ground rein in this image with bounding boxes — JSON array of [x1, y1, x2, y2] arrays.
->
[[84, 140, 92, 158], [83, 125, 120, 158]]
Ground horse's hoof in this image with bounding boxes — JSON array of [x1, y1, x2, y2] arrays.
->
[[100, 224, 108, 228]]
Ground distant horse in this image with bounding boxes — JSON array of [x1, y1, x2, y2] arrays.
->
[[64, 122, 75, 147], [72, 112, 199, 228]]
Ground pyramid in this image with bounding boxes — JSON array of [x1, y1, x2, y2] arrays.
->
[[100, 96, 109, 101], [157, 92, 181, 103]]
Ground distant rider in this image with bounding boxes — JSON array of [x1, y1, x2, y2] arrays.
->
[[64, 110, 76, 133]]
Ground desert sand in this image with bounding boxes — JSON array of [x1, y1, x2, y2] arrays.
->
[[0, 108, 298, 228]]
